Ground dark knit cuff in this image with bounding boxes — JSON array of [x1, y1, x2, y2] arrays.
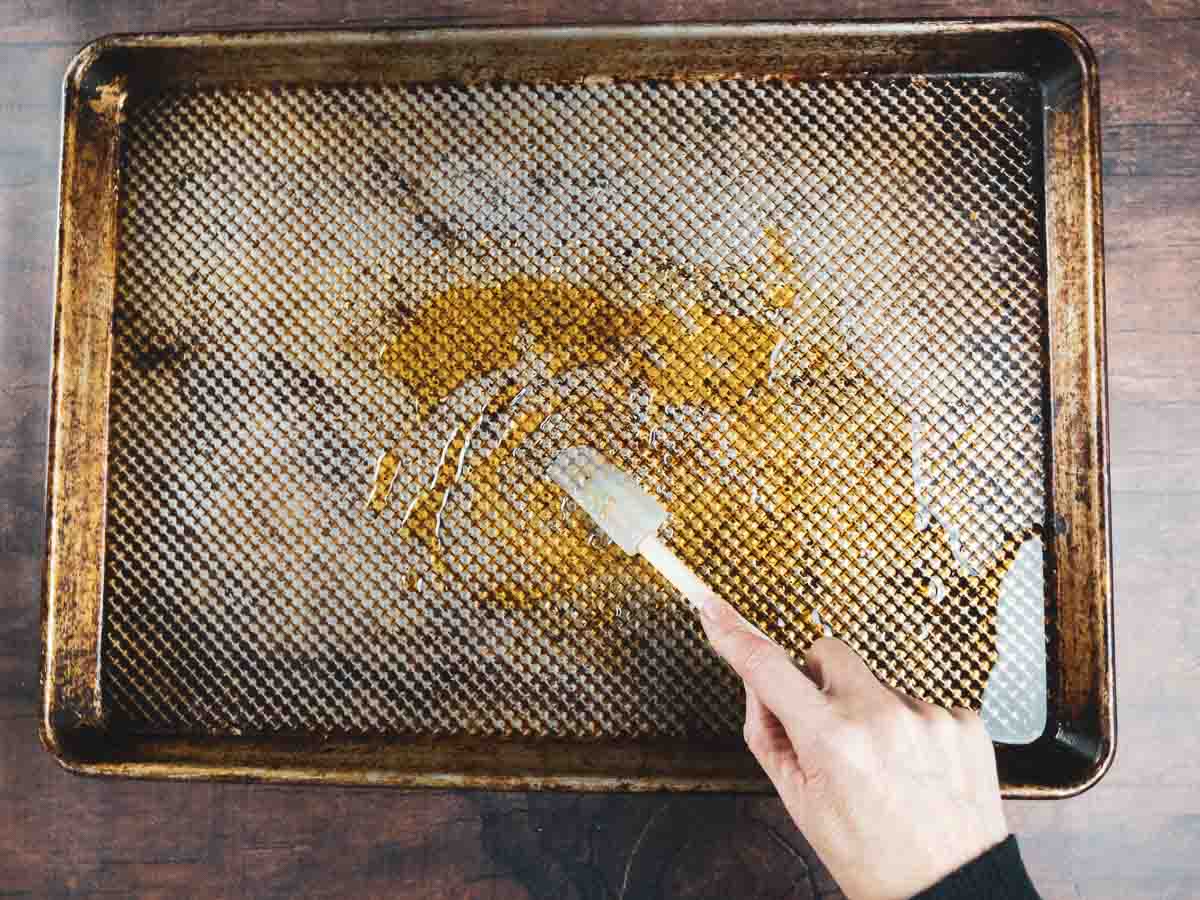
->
[[912, 835, 1041, 900]]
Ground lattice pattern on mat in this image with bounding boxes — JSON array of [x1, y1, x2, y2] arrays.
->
[[103, 74, 1048, 739]]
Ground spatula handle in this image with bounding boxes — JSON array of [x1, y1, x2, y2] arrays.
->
[[637, 534, 713, 610], [638, 533, 776, 644]]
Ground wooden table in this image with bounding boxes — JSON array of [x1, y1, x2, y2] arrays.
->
[[1, 3, 1195, 897]]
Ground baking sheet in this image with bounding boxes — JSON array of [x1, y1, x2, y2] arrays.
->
[[42, 23, 1113, 794]]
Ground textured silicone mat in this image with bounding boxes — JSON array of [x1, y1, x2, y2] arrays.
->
[[102, 73, 1049, 742]]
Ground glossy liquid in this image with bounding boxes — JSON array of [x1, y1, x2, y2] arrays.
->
[[369, 233, 1030, 705]]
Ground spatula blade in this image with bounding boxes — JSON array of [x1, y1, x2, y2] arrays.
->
[[548, 447, 668, 554]]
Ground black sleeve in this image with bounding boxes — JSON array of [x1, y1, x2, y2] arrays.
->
[[912, 835, 1042, 900]]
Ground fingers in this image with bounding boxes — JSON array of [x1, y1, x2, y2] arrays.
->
[[699, 596, 891, 719], [804, 636, 891, 706], [744, 686, 794, 774], [885, 683, 926, 713], [950, 707, 997, 757], [745, 683, 769, 729], [697, 594, 828, 735]]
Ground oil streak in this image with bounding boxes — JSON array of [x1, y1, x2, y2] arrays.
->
[[933, 510, 978, 577], [910, 411, 932, 532], [365, 448, 402, 514], [400, 423, 462, 530]]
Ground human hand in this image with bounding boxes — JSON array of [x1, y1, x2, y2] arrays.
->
[[696, 593, 1008, 900]]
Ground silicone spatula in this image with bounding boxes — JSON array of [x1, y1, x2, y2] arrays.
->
[[548, 446, 712, 609]]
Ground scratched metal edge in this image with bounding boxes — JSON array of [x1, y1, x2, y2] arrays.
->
[[39, 19, 1112, 796], [40, 37, 124, 764], [1042, 19, 1115, 799], [51, 758, 776, 793]]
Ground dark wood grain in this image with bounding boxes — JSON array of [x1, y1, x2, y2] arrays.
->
[[1, 2, 1197, 898]]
